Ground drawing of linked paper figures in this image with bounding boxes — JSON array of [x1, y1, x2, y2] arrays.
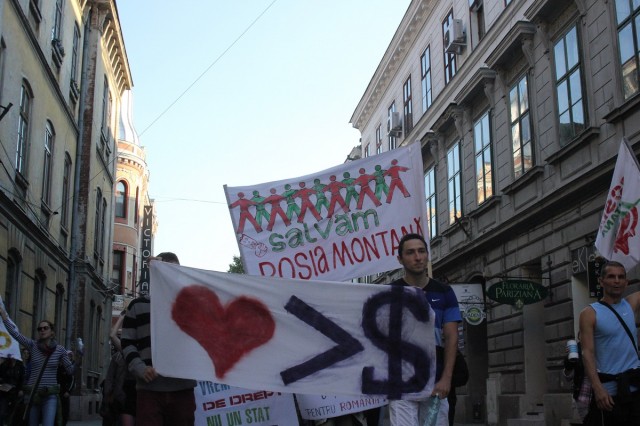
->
[[239, 234, 268, 257]]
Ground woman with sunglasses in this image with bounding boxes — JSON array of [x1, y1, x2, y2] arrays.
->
[[0, 307, 74, 426]]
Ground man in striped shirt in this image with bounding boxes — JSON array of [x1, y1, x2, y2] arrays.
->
[[121, 252, 196, 426]]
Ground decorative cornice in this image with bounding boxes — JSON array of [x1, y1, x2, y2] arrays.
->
[[432, 103, 460, 137], [421, 131, 441, 160], [455, 68, 497, 109], [90, 0, 133, 93], [486, 21, 537, 70], [524, 0, 579, 22], [451, 108, 465, 141], [351, 0, 436, 130]]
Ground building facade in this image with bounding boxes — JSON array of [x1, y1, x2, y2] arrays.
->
[[113, 89, 156, 315], [0, 0, 133, 419], [351, 0, 640, 424]]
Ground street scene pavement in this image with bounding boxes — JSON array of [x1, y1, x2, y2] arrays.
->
[[68, 420, 102, 426], [66, 421, 479, 426]]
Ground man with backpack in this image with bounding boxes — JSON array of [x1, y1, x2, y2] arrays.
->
[[579, 260, 640, 425]]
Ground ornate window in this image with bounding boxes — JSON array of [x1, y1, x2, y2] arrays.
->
[[387, 103, 397, 150], [42, 122, 54, 206], [17, 82, 32, 175], [443, 11, 457, 85], [425, 167, 437, 239], [115, 181, 127, 218], [474, 111, 493, 204], [421, 47, 432, 113], [61, 154, 72, 229], [509, 75, 533, 177], [403, 76, 413, 134], [554, 25, 586, 145], [616, 0, 640, 99], [447, 142, 462, 224]]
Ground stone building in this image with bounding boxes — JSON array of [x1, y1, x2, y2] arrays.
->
[[0, 0, 134, 419], [351, 0, 640, 424], [113, 89, 156, 314]]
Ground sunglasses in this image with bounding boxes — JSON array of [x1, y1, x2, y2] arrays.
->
[[37, 326, 50, 332]]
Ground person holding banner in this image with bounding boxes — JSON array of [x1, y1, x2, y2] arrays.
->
[[121, 252, 197, 426], [579, 260, 640, 425], [389, 233, 461, 426], [0, 354, 24, 425]]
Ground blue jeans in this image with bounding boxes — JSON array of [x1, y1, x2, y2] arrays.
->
[[29, 393, 57, 426]]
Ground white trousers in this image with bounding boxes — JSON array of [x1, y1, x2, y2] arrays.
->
[[388, 397, 449, 426]]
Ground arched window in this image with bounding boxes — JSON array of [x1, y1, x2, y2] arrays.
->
[[16, 81, 33, 175], [94, 188, 102, 258], [115, 181, 127, 219], [112, 250, 124, 291], [5, 249, 22, 318], [61, 153, 72, 229], [134, 187, 139, 225], [101, 198, 107, 259], [32, 270, 46, 337], [55, 284, 65, 337], [42, 121, 55, 205], [88, 301, 96, 370]]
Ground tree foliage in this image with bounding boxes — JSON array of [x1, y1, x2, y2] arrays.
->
[[228, 255, 244, 274]]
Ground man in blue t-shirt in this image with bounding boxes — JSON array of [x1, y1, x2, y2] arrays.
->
[[579, 260, 640, 425], [389, 233, 462, 426]]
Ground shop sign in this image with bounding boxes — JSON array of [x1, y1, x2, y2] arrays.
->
[[139, 205, 153, 295], [487, 280, 547, 309], [450, 283, 486, 325], [463, 305, 485, 325]]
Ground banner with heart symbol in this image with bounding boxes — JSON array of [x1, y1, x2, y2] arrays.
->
[[151, 261, 436, 399]]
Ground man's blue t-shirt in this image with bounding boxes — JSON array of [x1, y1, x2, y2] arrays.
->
[[392, 277, 462, 346]]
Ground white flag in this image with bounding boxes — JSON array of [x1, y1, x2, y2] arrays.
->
[[595, 139, 640, 271], [0, 297, 23, 360]]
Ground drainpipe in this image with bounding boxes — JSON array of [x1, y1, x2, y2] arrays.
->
[[66, 7, 92, 350]]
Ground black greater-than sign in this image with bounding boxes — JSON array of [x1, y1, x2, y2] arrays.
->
[[280, 296, 364, 385], [280, 285, 432, 400]]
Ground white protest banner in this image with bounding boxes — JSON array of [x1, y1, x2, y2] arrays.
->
[[151, 262, 436, 400], [595, 138, 640, 271], [0, 298, 23, 360], [194, 381, 298, 426], [296, 393, 386, 421], [224, 143, 428, 281]]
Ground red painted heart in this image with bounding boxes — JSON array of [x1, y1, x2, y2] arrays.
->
[[172, 285, 275, 378]]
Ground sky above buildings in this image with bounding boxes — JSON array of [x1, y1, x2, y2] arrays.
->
[[117, 0, 411, 272]]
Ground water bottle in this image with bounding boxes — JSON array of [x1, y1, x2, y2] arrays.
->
[[423, 395, 441, 426], [77, 337, 84, 355]]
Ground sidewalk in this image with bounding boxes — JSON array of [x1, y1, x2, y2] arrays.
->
[[68, 420, 102, 426], [66, 420, 481, 426]]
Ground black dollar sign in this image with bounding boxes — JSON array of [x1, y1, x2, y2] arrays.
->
[[361, 285, 431, 399]]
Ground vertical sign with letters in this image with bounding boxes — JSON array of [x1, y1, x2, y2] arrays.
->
[[587, 258, 604, 299], [139, 205, 153, 295]]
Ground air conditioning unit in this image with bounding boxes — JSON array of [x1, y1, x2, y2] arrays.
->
[[445, 19, 466, 54], [388, 111, 402, 136]]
